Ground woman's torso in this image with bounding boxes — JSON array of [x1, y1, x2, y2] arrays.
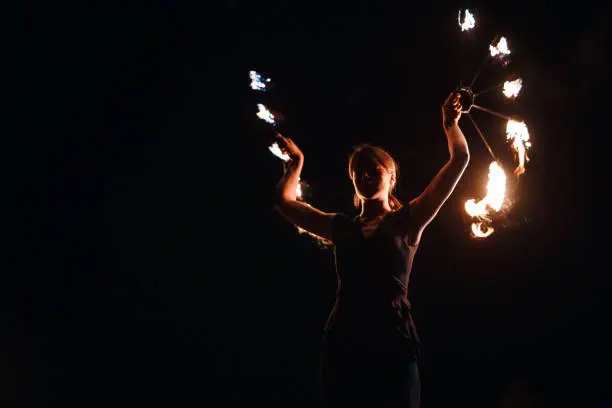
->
[[323, 207, 420, 357]]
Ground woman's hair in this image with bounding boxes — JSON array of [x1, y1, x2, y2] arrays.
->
[[298, 144, 403, 249], [348, 144, 403, 211]]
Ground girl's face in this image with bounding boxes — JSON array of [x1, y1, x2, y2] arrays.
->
[[351, 157, 394, 200]]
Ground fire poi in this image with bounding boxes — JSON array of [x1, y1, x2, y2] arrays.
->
[[249, 71, 313, 237], [249, 70, 271, 92], [457, 9, 533, 238], [256, 103, 277, 125]]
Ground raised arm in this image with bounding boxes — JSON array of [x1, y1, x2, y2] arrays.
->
[[408, 92, 470, 243], [273, 134, 337, 242]]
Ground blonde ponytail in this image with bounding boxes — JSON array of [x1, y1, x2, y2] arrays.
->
[[389, 193, 403, 211]]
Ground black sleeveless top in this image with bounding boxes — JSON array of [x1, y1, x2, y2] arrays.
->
[[323, 205, 420, 361]]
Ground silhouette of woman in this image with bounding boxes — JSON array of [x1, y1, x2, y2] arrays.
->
[[274, 92, 469, 407]]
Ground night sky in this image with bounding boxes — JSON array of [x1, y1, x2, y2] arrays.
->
[[10, 1, 612, 406]]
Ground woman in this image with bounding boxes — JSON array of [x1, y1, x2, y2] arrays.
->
[[274, 92, 469, 407]]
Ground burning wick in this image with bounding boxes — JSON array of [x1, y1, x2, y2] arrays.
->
[[471, 223, 494, 238], [503, 78, 523, 98], [257, 103, 276, 125], [296, 177, 303, 199], [490, 37, 511, 58], [458, 9, 476, 31], [506, 119, 531, 176], [249, 70, 271, 91], [268, 141, 303, 198], [269, 142, 290, 161], [465, 161, 507, 238]]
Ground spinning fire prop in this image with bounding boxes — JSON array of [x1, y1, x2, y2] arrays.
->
[[247, 8, 534, 239], [457, 9, 533, 237]]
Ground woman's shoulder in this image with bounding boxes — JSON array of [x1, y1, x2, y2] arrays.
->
[[330, 213, 358, 243], [392, 202, 411, 219], [333, 212, 357, 227]]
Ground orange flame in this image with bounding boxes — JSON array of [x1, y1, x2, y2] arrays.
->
[[506, 119, 531, 176], [471, 223, 494, 238], [465, 161, 507, 238]]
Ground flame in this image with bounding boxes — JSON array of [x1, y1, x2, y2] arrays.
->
[[268, 142, 290, 161], [471, 223, 494, 238], [296, 177, 303, 199], [505, 119, 531, 176], [249, 70, 271, 91], [489, 37, 511, 57], [503, 78, 523, 98], [268, 143, 303, 198], [257, 103, 276, 125], [458, 9, 476, 31], [465, 161, 507, 238]]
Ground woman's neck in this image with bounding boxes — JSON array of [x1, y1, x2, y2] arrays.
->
[[359, 198, 392, 219]]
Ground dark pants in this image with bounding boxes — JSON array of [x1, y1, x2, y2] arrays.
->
[[319, 353, 421, 408]]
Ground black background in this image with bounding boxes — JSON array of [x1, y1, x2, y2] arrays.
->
[[9, 1, 611, 406]]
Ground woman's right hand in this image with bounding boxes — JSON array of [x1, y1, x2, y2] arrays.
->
[[275, 133, 304, 163], [442, 92, 462, 129]]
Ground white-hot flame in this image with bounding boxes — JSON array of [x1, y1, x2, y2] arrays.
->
[[268, 142, 290, 161], [296, 177, 303, 198], [257, 103, 276, 125], [490, 37, 511, 57], [249, 70, 271, 91], [465, 161, 507, 238], [458, 9, 476, 31], [506, 119, 531, 176], [503, 78, 523, 98]]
